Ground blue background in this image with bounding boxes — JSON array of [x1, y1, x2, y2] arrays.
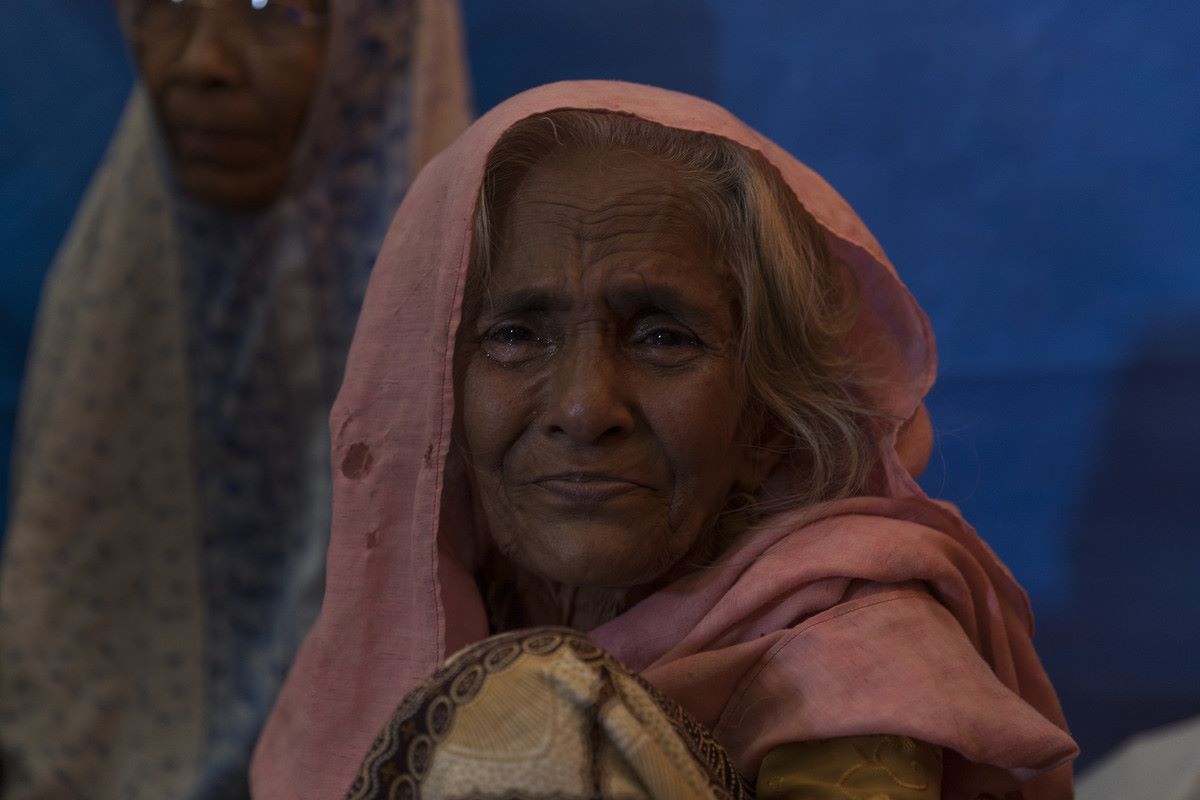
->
[[3, 0, 1198, 768]]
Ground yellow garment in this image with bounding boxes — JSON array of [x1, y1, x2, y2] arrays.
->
[[757, 736, 943, 799]]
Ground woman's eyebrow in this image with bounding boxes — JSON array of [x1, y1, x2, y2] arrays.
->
[[606, 282, 723, 325], [478, 280, 728, 325], [479, 287, 569, 318]]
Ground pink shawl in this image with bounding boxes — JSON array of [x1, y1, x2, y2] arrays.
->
[[252, 81, 1077, 799]]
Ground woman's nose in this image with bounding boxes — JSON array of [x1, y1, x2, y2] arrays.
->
[[543, 341, 635, 446]]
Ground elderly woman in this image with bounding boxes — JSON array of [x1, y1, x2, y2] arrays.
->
[[0, 0, 469, 797], [253, 82, 1077, 799]]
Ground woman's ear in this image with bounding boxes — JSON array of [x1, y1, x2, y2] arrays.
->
[[896, 403, 933, 479], [733, 410, 790, 495]]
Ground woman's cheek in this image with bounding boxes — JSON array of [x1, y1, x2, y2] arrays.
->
[[463, 360, 542, 470], [647, 369, 745, 461]]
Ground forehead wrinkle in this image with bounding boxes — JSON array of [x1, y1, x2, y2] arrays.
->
[[531, 221, 700, 249], [496, 152, 726, 294], [521, 192, 706, 228], [516, 196, 712, 256], [518, 223, 707, 272]]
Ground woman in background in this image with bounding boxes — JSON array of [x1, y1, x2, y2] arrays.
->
[[0, 0, 469, 797]]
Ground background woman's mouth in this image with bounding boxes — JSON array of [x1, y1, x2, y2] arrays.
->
[[172, 126, 269, 165]]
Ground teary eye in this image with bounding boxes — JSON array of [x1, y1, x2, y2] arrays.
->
[[480, 322, 552, 366], [489, 324, 537, 344], [631, 318, 706, 368], [641, 328, 700, 348]]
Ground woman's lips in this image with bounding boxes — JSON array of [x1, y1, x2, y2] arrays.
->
[[171, 125, 269, 165], [532, 473, 644, 504]]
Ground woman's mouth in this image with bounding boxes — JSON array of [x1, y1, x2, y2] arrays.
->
[[532, 473, 643, 504], [171, 125, 269, 166]]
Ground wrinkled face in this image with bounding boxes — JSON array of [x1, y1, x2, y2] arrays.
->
[[458, 146, 768, 589], [130, 0, 329, 208]]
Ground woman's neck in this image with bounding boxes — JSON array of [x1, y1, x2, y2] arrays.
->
[[517, 579, 631, 631], [482, 559, 632, 633]]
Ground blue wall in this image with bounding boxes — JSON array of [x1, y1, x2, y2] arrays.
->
[[3, 0, 1198, 767], [1, 1, 132, 506]]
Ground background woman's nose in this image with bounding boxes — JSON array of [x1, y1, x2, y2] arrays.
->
[[544, 345, 635, 446], [173, 12, 245, 88]]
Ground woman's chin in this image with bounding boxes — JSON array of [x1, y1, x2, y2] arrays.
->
[[173, 160, 288, 211], [511, 524, 684, 591]]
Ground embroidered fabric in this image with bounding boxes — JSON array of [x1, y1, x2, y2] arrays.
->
[[348, 628, 753, 800]]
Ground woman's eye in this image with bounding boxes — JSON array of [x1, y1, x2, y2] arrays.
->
[[490, 324, 536, 344], [642, 328, 698, 348], [480, 324, 549, 364], [634, 325, 704, 367]]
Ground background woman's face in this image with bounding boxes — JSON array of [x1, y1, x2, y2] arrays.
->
[[459, 146, 765, 589], [131, 0, 328, 208]]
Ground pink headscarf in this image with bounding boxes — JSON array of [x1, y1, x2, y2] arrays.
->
[[253, 81, 1077, 799]]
